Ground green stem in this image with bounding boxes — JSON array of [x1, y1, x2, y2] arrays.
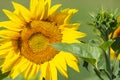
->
[[104, 48, 113, 80], [103, 32, 113, 80], [94, 67, 104, 80]]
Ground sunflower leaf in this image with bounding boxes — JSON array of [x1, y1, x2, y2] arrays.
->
[[14, 73, 25, 80], [81, 57, 96, 67], [52, 43, 105, 67], [88, 39, 102, 47], [100, 39, 115, 51], [3, 78, 12, 80], [34, 71, 41, 80], [112, 60, 120, 79]]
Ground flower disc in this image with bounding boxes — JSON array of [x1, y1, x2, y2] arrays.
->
[[21, 21, 62, 64]]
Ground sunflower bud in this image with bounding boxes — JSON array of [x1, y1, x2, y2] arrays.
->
[[91, 9, 118, 41]]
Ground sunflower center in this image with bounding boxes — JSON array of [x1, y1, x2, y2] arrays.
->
[[28, 33, 49, 53], [20, 21, 62, 64]]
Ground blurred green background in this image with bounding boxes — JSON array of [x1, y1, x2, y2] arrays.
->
[[0, 0, 120, 80]]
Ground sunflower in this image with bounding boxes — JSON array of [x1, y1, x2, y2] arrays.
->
[[0, 0, 85, 80], [110, 26, 120, 60], [110, 16, 120, 60]]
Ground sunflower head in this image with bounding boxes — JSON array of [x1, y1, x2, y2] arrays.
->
[[110, 26, 120, 60], [109, 15, 120, 60], [0, 0, 85, 79]]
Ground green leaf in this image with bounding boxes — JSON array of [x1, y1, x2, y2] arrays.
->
[[34, 71, 40, 80], [14, 73, 25, 80], [97, 52, 106, 70], [112, 60, 120, 79], [100, 39, 115, 51], [3, 78, 12, 80], [52, 43, 81, 56], [88, 39, 102, 46], [81, 57, 96, 66], [94, 68, 104, 80], [52, 43, 105, 67], [52, 43, 111, 79]]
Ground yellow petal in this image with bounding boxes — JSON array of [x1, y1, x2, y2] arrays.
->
[[63, 9, 78, 23], [63, 51, 78, 61], [0, 41, 12, 50], [2, 50, 20, 73], [0, 48, 11, 58], [110, 48, 115, 59], [49, 8, 77, 25], [11, 57, 30, 78], [42, 1, 49, 20], [31, 0, 45, 20], [27, 63, 40, 79], [24, 62, 33, 78], [59, 23, 80, 30], [45, 62, 51, 80], [40, 62, 48, 80], [62, 28, 86, 43], [49, 4, 62, 16], [49, 61, 57, 80], [62, 52, 79, 72], [0, 21, 22, 31], [46, 0, 51, 9], [30, 0, 38, 18], [36, 0, 45, 20], [0, 30, 20, 39], [49, 12, 67, 25], [67, 59, 79, 72], [3, 9, 24, 24], [12, 2, 31, 22], [53, 52, 68, 78], [50, 8, 78, 24]]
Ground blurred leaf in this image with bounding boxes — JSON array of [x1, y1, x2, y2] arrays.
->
[[14, 74, 25, 80], [58, 70, 66, 80], [3, 78, 12, 80], [34, 71, 40, 80]]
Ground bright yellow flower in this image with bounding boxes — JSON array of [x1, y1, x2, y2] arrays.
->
[[0, 0, 85, 80], [110, 26, 120, 60]]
